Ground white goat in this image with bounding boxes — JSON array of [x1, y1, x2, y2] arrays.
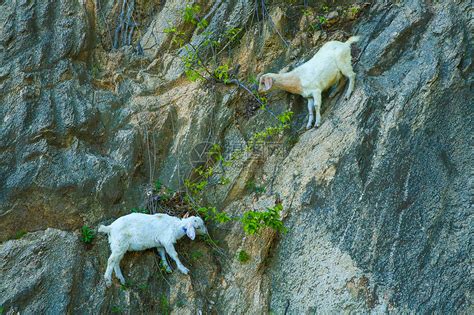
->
[[98, 213, 207, 287], [258, 36, 360, 129]]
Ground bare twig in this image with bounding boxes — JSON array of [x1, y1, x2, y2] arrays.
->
[[113, 0, 127, 49], [228, 79, 279, 120]]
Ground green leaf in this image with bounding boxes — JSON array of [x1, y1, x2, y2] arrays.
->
[[237, 250, 251, 263], [154, 180, 162, 191], [81, 225, 95, 244]]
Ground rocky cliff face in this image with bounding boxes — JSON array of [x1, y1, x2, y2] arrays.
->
[[0, 0, 472, 314]]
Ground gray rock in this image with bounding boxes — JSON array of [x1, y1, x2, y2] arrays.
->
[[267, 1, 473, 313], [0, 229, 79, 314]]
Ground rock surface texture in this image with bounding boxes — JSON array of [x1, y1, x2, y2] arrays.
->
[[0, 0, 472, 314]]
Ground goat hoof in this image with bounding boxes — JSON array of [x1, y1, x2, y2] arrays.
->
[[179, 267, 189, 275], [105, 279, 112, 288]]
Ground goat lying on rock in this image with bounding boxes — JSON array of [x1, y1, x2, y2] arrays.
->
[[98, 213, 207, 287], [259, 36, 359, 129]]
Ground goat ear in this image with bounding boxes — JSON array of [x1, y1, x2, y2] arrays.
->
[[263, 76, 273, 91], [186, 223, 196, 240], [183, 212, 190, 219]]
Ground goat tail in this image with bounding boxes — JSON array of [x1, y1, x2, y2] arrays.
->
[[346, 36, 360, 45], [98, 224, 111, 234]]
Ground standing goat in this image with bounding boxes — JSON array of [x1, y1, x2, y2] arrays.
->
[[98, 213, 207, 287], [258, 36, 359, 129]]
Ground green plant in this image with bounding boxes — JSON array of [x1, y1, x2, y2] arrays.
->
[[318, 15, 328, 25], [201, 234, 220, 247], [245, 180, 266, 195], [218, 177, 231, 185], [208, 144, 232, 167], [195, 165, 214, 178], [0, 306, 4, 315], [201, 33, 220, 48], [196, 18, 209, 31], [160, 294, 169, 315], [250, 88, 268, 110], [185, 178, 208, 195], [91, 65, 100, 79], [247, 74, 258, 86], [241, 204, 286, 235], [120, 282, 131, 291], [237, 250, 251, 263], [346, 5, 361, 19], [183, 4, 201, 24], [190, 250, 204, 262], [301, 8, 312, 16], [286, 134, 300, 147], [164, 27, 186, 46], [154, 180, 162, 191], [160, 261, 172, 274], [321, 5, 330, 13], [111, 305, 123, 313], [178, 109, 293, 232], [214, 64, 230, 83], [131, 207, 148, 214], [224, 27, 241, 42], [14, 230, 27, 239], [277, 110, 293, 124], [159, 187, 175, 201], [247, 110, 293, 149], [138, 283, 148, 290], [349, 5, 360, 15], [81, 225, 95, 244], [197, 206, 232, 223], [164, 5, 240, 84], [185, 143, 233, 198]]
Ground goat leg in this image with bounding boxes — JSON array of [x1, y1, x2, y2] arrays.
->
[[164, 244, 189, 275], [158, 247, 172, 273], [312, 90, 322, 128], [306, 98, 315, 130]]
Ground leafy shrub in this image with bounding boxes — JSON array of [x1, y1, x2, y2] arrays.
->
[[349, 5, 361, 15], [111, 305, 123, 313], [185, 178, 208, 195], [237, 250, 251, 263], [131, 207, 148, 214], [197, 206, 232, 223], [241, 204, 286, 235], [247, 110, 293, 149], [13, 230, 27, 240], [154, 180, 162, 191], [190, 250, 204, 262], [214, 64, 230, 84], [81, 225, 95, 244], [224, 27, 241, 42], [160, 294, 169, 315]]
